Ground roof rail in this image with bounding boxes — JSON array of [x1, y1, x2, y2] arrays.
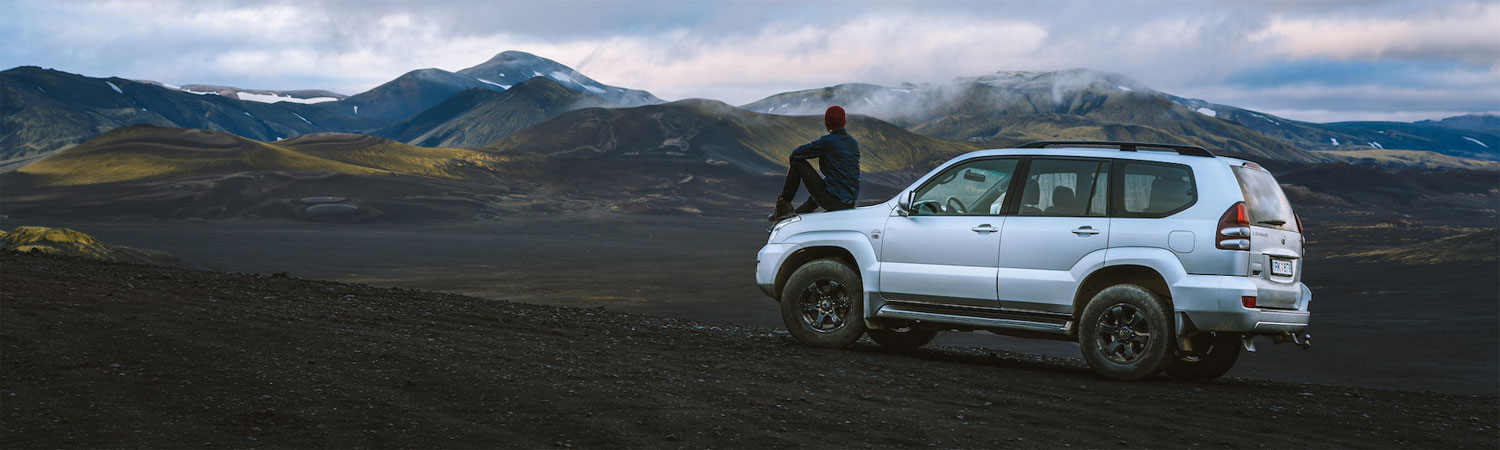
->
[[1016, 140, 1215, 157]]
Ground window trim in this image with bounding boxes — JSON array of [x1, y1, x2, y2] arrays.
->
[[908, 157, 1022, 217], [1012, 156, 1113, 218], [1109, 160, 1198, 219]]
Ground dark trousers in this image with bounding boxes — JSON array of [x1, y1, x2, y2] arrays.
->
[[780, 159, 852, 213]]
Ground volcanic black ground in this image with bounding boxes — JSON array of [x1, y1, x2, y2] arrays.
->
[[2, 251, 1495, 448]]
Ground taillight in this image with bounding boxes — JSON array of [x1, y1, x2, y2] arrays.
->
[[1241, 296, 1257, 308], [1217, 202, 1250, 250], [1295, 213, 1304, 233]]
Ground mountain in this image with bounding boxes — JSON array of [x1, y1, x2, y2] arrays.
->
[[1167, 97, 1499, 161], [741, 69, 1322, 163], [2, 125, 536, 221], [169, 83, 346, 104], [0, 66, 378, 166], [487, 98, 981, 178], [457, 51, 662, 107], [1, 226, 187, 267], [316, 68, 496, 124], [1417, 113, 1500, 131], [376, 77, 611, 148]]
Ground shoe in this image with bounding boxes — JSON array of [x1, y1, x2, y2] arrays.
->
[[767, 198, 794, 222]]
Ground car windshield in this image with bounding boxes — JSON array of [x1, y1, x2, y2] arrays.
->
[[1231, 165, 1298, 232]]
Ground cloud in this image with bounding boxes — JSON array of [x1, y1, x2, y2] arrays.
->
[[2, 0, 1496, 122], [1252, 2, 1500, 63]]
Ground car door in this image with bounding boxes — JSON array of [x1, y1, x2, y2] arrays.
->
[[879, 158, 1020, 308], [996, 158, 1111, 313]]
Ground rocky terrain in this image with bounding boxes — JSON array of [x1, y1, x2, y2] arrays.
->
[[1, 251, 1495, 448]]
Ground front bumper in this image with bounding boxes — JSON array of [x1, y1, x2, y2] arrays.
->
[[1171, 274, 1311, 335], [756, 244, 794, 298]]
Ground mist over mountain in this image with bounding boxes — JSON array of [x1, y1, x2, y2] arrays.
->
[[743, 69, 1498, 163], [741, 69, 1319, 162]]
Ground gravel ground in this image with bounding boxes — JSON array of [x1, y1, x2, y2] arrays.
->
[[2, 251, 1495, 448]]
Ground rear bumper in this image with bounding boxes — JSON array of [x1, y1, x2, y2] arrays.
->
[[1171, 274, 1311, 334]]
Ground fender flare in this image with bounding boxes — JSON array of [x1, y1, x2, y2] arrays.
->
[[774, 230, 880, 303]]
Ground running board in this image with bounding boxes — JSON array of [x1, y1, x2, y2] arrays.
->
[[875, 301, 1072, 337]]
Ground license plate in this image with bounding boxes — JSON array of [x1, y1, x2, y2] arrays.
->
[[1270, 259, 1294, 277]]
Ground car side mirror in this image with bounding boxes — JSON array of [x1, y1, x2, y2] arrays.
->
[[896, 191, 914, 216]]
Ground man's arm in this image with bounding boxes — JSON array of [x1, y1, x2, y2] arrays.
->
[[789, 136, 827, 160]]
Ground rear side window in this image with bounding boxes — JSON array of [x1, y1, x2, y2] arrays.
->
[[1118, 162, 1196, 217], [1231, 165, 1299, 232]]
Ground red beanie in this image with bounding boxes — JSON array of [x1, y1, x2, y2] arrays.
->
[[824, 105, 846, 130]]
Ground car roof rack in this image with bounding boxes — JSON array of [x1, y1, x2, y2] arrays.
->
[[1016, 140, 1215, 157]]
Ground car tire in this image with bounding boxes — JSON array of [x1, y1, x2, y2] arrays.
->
[[867, 326, 939, 351], [1165, 331, 1241, 381], [1078, 284, 1174, 381], [780, 258, 866, 349]]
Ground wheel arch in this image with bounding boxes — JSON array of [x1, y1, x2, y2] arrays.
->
[[772, 232, 877, 301], [1072, 264, 1174, 323]]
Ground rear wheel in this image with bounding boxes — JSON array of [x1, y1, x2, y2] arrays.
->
[[1078, 284, 1174, 381], [780, 259, 866, 348], [1165, 332, 1241, 381], [867, 326, 939, 351]]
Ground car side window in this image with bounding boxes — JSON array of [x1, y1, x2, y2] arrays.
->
[[1016, 159, 1109, 217], [911, 159, 1018, 216], [1120, 161, 1195, 217]]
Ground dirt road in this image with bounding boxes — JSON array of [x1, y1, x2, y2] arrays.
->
[[2, 252, 1495, 448]]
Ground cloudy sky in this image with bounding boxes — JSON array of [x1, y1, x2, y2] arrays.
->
[[4, 0, 1497, 122]]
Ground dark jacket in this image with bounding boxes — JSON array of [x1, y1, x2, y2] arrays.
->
[[790, 128, 860, 205]]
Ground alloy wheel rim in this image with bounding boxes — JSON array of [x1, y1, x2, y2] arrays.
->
[[798, 278, 852, 333], [1095, 303, 1152, 364]]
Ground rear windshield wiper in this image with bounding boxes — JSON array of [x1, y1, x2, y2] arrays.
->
[[1258, 220, 1287, 226]]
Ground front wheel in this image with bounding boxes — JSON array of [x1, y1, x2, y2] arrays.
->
[[867, 326, 939, 351], [1078, 284, 1174, 381], [780, 259, 866, 348], [1165, 332, 1241, 381]]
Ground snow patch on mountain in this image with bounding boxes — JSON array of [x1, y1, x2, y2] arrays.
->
[[1462, 136, 1489, 148], [1117, 85, 1133, 92], [106, 81, 123, 94], [1330, 137, 1339, 146], [235, 92, 338, 104], [477, 78, 511, 89], [1250, 113, 1279, 125], [1368, 141, 1384, 149], [1195, 107, 1216, 117], [293, 113, 313, 125]]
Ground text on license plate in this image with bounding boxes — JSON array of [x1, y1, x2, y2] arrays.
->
[[1270, 259, 1294, 276]]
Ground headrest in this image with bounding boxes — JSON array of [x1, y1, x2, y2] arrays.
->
[[1023, 180, 1041, 205]]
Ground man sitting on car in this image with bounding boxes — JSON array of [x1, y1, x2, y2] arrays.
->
[[768, 105, 861, 221]]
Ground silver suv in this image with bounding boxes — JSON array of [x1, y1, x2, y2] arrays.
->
[[755, 141, 1311, 381]]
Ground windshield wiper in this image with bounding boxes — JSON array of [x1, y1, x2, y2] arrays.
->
[[1258, 220, 1287, 226]]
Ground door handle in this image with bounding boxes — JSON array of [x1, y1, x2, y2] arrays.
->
[[971, 224, 998, 233], [1072, 226, 1101, 236]]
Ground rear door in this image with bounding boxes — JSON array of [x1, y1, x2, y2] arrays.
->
[[995, 158, 1111, 313], [879, 158, 1020, 307], [1232, 164, 1304, 309]]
